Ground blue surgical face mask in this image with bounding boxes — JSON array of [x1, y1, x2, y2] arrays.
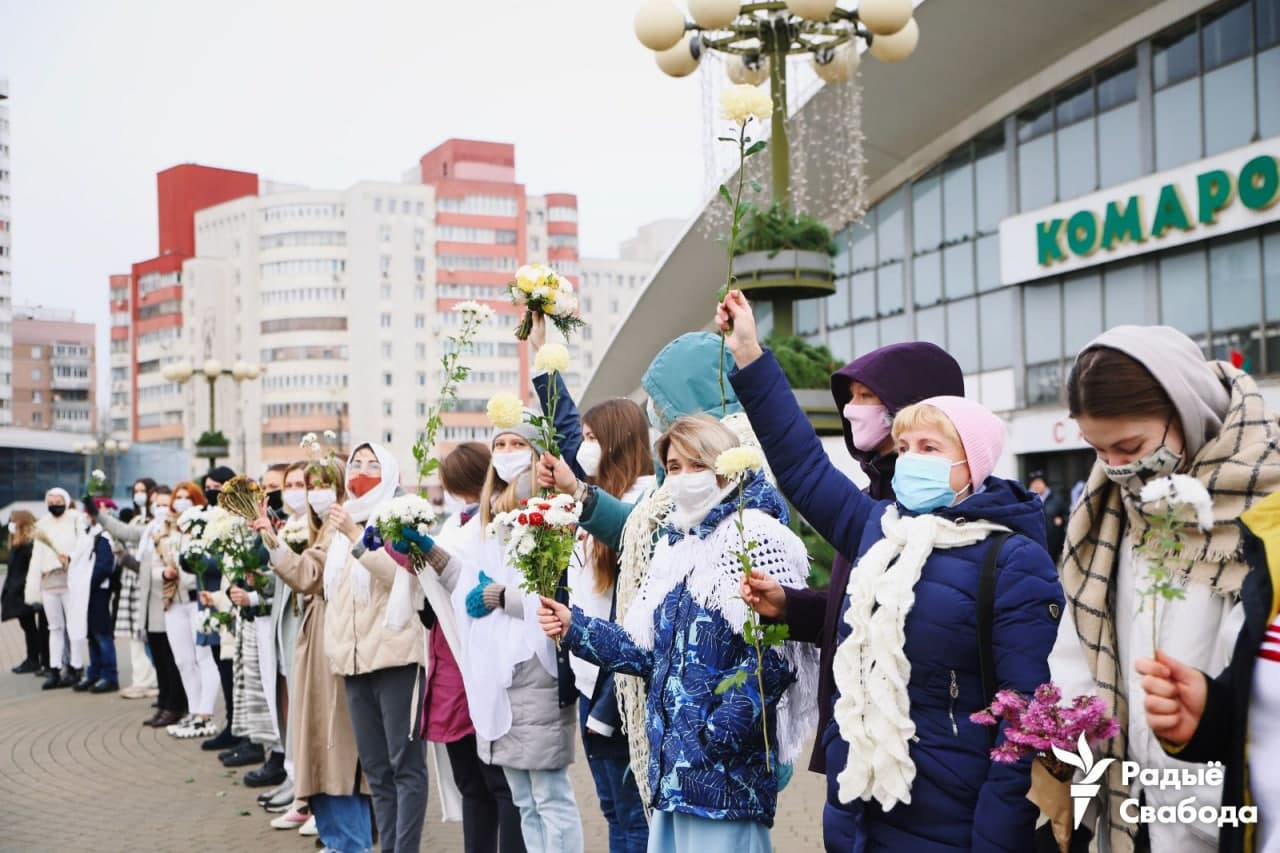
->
[[892, 452, 970, 513]]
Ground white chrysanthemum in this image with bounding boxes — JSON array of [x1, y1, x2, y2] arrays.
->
[[532, 285, 552, 302], [455, 300, 495, 322], [551, 291, 579, 318], [323, 429, 337, 440], [91, 469, 106, 479], [486, 392, 525, 429], [281, 515, 310, 545], [534, 343, 570, 374], [715, 445, 765, 480], [301, 432, 318, 446], [1142, 474, 1214, 532], [720, 83, 773, 124]]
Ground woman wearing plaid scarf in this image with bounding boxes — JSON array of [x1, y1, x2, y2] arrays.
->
[[1050, 325, 1280, 853]]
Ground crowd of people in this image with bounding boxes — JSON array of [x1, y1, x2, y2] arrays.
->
[[2, 297, 1279, 853]]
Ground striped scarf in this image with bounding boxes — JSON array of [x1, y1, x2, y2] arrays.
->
[[1059, 362, 1280, 852]]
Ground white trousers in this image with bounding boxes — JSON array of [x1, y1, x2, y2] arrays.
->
[[130, 638, 158, 689], [166, 602, 220, 716], [254, 617, 282, 746], [65, 564, 91, 664], [42, 590, 85, 670]]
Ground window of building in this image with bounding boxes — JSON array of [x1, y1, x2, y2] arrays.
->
[[945, 297, 979, 373], [1018, 97, 1056, 211], [1055, 75, 1097, 201], [383, 372, 393, 387], [380, 283, 392, 299], [380, 313, 392, 329], [414, 314, 425, 329], [1159, 248, 1209, 342], [383, 430, 393, 444], [381, 341, 393, 358], [31, 346, 41, 359], [382, 401, 393, 416], [1209, 234, 1262, 365], [1062, 271, 1104, 354], [415, 343, 427, 359], [31, 368, 40, 381], [31, 390, 41, 404], [1203, 1, 1256, 155], [1154, 21, 1203, 170]]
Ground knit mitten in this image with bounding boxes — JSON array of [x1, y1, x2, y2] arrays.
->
[[465, 571, 497, 619]]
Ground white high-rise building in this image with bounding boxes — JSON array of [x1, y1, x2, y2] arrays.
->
[[578, 218, 684, 386], [0, 80, 14, 426]]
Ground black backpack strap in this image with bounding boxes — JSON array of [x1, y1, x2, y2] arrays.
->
[[978, 531, 1015, 709]]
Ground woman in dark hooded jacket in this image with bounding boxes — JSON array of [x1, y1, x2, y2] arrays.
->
[[718, 291, 1063, 853]]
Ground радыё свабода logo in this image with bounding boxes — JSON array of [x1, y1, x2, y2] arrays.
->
[[1051, 732, 1115, 829]]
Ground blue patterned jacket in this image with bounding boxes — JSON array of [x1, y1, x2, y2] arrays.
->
[[563, 523, 797, 826]]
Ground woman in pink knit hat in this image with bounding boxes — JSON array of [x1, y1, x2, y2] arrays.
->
[[719, 291, 1064, 853]]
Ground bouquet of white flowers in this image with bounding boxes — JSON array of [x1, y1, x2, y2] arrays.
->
[[369, 495, 438, 572], [489, 493, 581, 643], [200, 507, 269, 607], [509, 264, 585, 341], [281, 515, 310, 555]]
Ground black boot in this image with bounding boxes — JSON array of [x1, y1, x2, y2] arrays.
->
[[243, 751, 287, 788], [41, 670, 62, 690], [73, 673, 96, 692], [58, 667, 82, 688], [11, 659, 37, 674]]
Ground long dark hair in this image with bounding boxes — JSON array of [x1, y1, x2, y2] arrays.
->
[[583, 398, 653, 594]]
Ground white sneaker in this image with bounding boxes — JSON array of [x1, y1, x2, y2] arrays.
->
[[165, 714, 194, 735], [298, 815, 318, 837], [270, 807, 310, 830], [176, 718, 218, 739]]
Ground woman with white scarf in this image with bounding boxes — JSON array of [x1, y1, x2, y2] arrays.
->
[[279, 441, 428, 853], [32, 488, 85, 690]]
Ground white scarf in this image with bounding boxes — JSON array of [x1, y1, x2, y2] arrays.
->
[[322, 442, 416, 631], [833, 507, 1008, 811], [32, 504, 81, 577]]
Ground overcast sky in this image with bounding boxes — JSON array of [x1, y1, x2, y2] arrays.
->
[[0, 0, 708, 393]]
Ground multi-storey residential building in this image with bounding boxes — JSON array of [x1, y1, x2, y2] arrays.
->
[[578, 218, 684, 383], [127, 165, 258, 447], [0, 80, 13, 426], [107, 274, 131, 437], [115, 140, 581, 481], [11, 305, 95, 433]]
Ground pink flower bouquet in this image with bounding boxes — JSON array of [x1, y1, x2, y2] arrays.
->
[[970, 683, 1119, 780]]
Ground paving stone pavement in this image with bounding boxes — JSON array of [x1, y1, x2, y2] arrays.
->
[[0, 618, 826, 851]]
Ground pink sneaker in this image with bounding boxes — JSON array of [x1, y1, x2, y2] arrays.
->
[[270, 807, 310, 830]]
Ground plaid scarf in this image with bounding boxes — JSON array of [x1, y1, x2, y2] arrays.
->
[[1060, 362, 1280, 852]]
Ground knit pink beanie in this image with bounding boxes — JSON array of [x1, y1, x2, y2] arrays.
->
[[919, 396, 1005, 491]]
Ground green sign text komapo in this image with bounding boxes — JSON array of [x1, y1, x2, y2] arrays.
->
[[1036, 154, 1280, 266]]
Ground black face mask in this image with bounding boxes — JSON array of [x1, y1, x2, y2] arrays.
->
[[47, 504, 66, 518], [205, 488, 221, 506], [267, 489, 284, 513]]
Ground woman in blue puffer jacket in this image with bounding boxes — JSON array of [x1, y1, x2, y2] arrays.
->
[[717, 291, 1064, 853]]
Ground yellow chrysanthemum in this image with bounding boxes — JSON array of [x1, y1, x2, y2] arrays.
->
[[534, 343, 570, 375], [720, 83, 772, 125], [714, 445, 765, 480], [515, 264, 552, 295], [486, 392, 525, 429]]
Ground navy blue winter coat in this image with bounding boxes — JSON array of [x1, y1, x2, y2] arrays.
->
[[730, 351, 1064, 853]]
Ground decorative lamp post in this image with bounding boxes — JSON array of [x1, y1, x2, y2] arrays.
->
[[633, 0, 919, 336], [162, 357, 264, 471], [75, 435, 131, 496]]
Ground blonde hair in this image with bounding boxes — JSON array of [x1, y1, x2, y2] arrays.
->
[[654, 415, 739, 476], [891, 403, 960, 444], [479, 446, 539, 527]]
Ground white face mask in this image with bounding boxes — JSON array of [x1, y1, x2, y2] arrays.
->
[[153, 505, 172, 519], [308, 488, 337, 516], [577, 440, 603, 478], [492, 450, 532, 484], [171, 499, 193, 514], [133, 493, 148, 508], [442, 491, 467, 517], [283, 488, 307, 514], [665, 471, 724, 528]]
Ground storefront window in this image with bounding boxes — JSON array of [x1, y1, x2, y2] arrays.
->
[[1159, 249, 1209, 339], [880, 313, 909, 348], [852, 270, 877, 321], [829, 325, 854, 361], [1019, 134, 1057, 211], [1204, 58, 1255, 155], [912, 252, 942, 308], [979, 288, 1014, 370], [1104, 262, 1147, 327], [913, 169, 943, 253], [1202, 1, 1252, 69], [850, 215, 876, 270], [975, 143, 1007, 231], [826, 276, 852, 327], [943, 242, 975, 299], [977, 234, 1002, 293], [877, 189, 905, 263], [833, 231, 852, 277], [1259, 46, 1280, 138], [916, 304, 946, 348], [1097, 54, 1138, 111], [852, 319, 878, 358], [1210, 235, 1262, 331], [1063, 272, 1104, 355], [1099, 102, 1141, 187], [1261, 0, 1280, 49], [1023, 282, 1062, 365], [1263, 228, 1280, 372], [943, 157, 976, 242], [877, 262, 904, 316], [796, 297, 821, 336], [946, 297, 979, 373], [1155, 79, 1202, 170], [1153, 22, 1200, 88], [1056, 77, 1097, 201]]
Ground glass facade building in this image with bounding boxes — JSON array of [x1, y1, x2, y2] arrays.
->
[[801, 0, 1279, 423]]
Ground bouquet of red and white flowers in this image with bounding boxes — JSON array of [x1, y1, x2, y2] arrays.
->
[[489, 493, 581, 602]]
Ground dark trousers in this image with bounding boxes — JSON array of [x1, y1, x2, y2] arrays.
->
[[217, 653, 234, 723], [18, 610, 49, 668], [446, 734, 527, 853], [148, 631, 187, 714], [345, 664, 429, 853], [85, 630, 118, 685]]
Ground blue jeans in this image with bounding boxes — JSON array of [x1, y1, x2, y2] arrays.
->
[[85, 631, 117, 684], [502, 767, 584, 853], [579, 697, 648, 853], [310, 793, 373, 853]]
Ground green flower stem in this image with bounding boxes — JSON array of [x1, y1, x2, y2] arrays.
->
[[414, 312, 484, 486], [734, 480, 772, 772], [719, 121, 751, 415]]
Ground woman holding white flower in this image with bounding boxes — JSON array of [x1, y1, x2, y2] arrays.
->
[[1049, 326, 1280, 853], [538, 415, 817, 852], [32, 487, 85, 689]]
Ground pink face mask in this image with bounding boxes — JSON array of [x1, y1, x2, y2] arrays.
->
[[843, 402, 892, 452]]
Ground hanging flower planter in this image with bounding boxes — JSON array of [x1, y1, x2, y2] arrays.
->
[[734, 249, 836, 301]]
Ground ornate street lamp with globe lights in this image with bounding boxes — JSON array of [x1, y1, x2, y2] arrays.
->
[[160, 358, 263, 470], [72, 436, 131, 496], [634, 0, 918, 335]]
